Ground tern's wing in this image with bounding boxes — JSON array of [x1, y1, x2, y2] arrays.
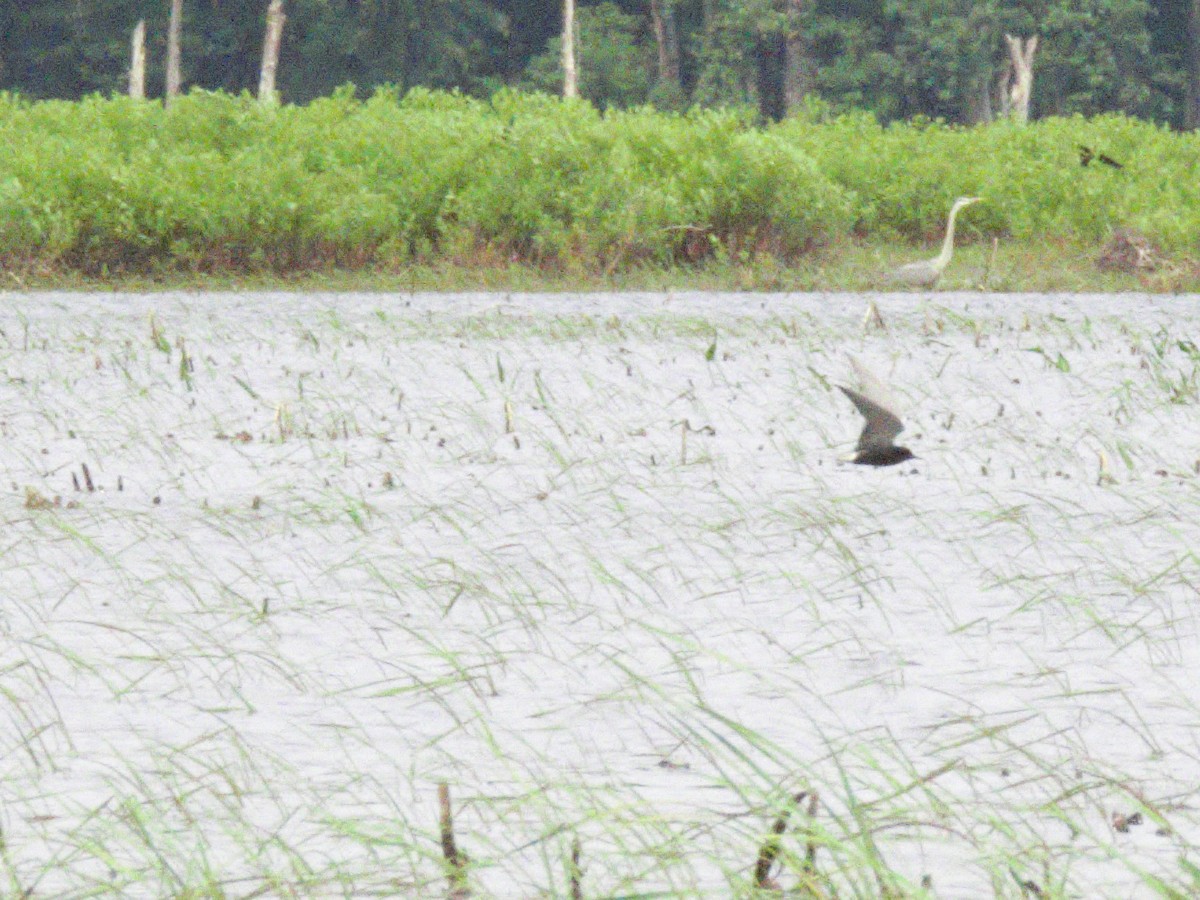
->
[[848, 356, 902, 415], [839, 385, 904, 451]]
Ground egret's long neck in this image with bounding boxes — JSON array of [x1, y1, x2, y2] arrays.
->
[[933, 204, 964, 269]]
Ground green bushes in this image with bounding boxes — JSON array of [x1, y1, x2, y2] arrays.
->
[[776, 110, 1200, 252], [0, 87, 1194, 275]]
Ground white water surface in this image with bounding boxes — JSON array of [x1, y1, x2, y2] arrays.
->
[[2, 291, 1199, 898]]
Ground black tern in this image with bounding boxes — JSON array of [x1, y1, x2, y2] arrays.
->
[[1078, 145, 1123, 169], [838, 385, 915, 467]]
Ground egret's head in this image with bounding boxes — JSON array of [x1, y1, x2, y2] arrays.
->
[[954, 196, 984, 210]]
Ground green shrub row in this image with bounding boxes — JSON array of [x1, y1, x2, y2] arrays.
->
[[777, 111, 1200, 250], [0, 86, 1193, 274]]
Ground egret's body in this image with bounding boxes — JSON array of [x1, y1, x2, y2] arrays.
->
[[889, 197, 982, 288]]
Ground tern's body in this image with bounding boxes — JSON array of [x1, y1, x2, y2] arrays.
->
[[839, 385, 914, 467]]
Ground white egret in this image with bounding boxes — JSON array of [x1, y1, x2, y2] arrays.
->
[[889, 197, 983, 288]]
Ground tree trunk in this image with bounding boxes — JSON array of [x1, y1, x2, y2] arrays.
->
[[129, 20, 145, 99], [756, 35, 785, 121], [562, 0, 578, 98], [1188, 0, 1200, 128], [648, 0, 681, 88], [782, 0, 812, 114], [165, 0, 183, 106], [1003, 34, 1038, 123], [258, 0, 286, 104], [966, 68, 993, 123]]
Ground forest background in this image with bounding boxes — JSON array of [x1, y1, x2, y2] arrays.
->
[[3, 0, 1198, 129], [1, 1, 1198, 290]]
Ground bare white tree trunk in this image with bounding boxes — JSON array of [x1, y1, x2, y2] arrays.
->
[[782, 0, 813, 114], [129, 20, 146, 99], [259, 0, 286, 105], [648, 0, 669, 84], [1003, 34, 1038, 124], [968, 72, 993, 123], [648, 0, 680, 88], [562, 0, 578, 98], [165, 0, 183, 106]]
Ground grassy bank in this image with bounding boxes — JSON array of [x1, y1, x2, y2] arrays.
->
[[7, 238, 1194, 294], [0, 87, 1196, 288]]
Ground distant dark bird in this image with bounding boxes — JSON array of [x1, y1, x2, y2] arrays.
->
[[838, 385, 915, 467], [1078, 145, 1124, 169]]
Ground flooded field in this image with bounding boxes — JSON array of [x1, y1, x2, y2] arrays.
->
[[2, 290, 1199, 897]]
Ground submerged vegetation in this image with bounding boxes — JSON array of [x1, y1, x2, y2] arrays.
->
[[0, 87, 1195, 284], [6, 292, 1200, 895]]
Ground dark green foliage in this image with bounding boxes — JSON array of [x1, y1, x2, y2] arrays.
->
[[0, 0, 1193, 127], [806, 0, 1164, 123], [521, 4, 654, 110]]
